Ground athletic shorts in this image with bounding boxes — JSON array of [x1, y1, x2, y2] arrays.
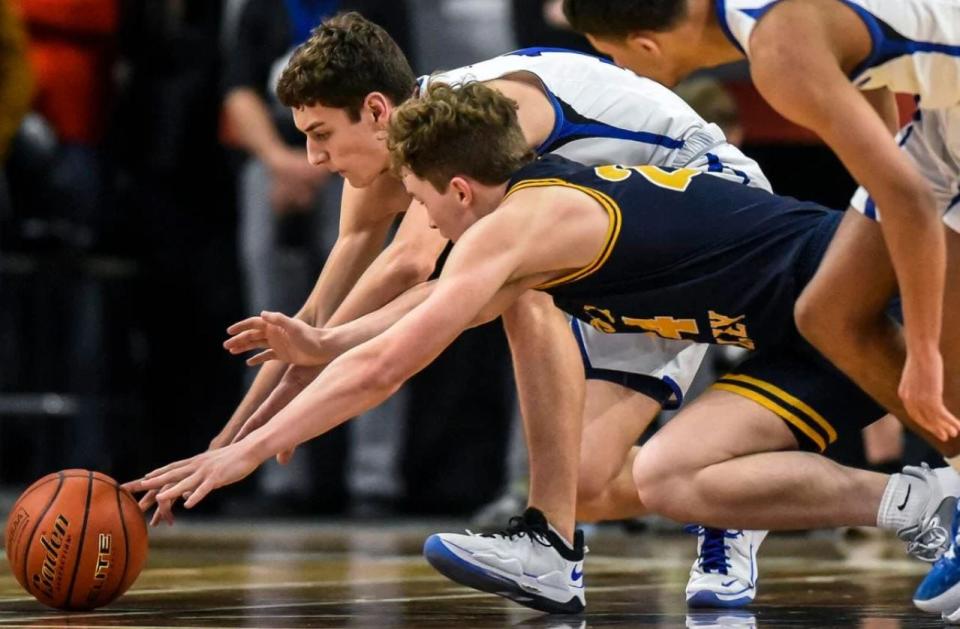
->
[[711, 338, 886, 453], [571, 318, 709, 410], [850, 104, 960, 233]]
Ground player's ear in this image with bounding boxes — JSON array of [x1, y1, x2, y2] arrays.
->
[[365, 92, 391, 124], [450, 177, 472, 204], [626, 31, 661, 58]]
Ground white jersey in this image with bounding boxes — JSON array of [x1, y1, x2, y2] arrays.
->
[[718, 0, 960, 108], [420, 47, 771, 191], [419, 48, 773, 408]]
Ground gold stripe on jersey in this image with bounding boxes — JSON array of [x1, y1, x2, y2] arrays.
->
[[503, 177, 623, 290], [710, 382, 828, 452], [721, 373, 837, 443]]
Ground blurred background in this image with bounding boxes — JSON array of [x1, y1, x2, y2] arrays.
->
[[0, 0, 933, 523]]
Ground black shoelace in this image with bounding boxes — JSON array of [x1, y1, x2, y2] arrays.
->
[[482, 515, 552, 547]]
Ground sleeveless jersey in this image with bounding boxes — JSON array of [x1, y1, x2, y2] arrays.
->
[[508, 155, 841, 352], [717, 0, 960, 108], [420, 47, 771, 190]]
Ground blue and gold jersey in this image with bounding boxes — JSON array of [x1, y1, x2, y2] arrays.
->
[[508, 155, 842, 352]]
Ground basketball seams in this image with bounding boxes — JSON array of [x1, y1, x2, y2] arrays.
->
[[114, 484, 131, 598], [11, 475, 59, 511], [20, 472, 65, 592], [62, 471, 94, 608]]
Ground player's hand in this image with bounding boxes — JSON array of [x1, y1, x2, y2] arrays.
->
[[126, 441, 265, 510], [224, 312, 331, 367], [899, 348, 960, 442]]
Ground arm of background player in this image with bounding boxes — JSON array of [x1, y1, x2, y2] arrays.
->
[[750, 21, 953, 436]]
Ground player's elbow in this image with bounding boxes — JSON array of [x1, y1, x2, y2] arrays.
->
[[383, 241, 438, 289]]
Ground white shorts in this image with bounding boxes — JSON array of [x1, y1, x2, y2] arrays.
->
[[570, 318, 709, 410], [851, 105, 960, 232]]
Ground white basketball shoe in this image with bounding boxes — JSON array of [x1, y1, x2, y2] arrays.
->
[[423, 507, 586, 614], [685, 527, 768, 608]]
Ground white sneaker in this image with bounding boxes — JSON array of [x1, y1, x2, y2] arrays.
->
[[898, 464, 960, 562], [423, 507, 586, 614], [685, 527, 768, 608]]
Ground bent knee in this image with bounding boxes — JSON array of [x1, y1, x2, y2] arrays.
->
[[631, 448, 689, 517]]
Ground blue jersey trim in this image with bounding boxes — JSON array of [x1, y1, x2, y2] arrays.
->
[[661, 375, 684, 411], [738, 1, 779, 21], [537, 87, 568, 154], [715, 0, 745, 53], [949, 191, 960, 212], [864, 196, 878, 220], [538, 93, 686, 155], [506, 47, 615, 65], [843, 2, 960, 82], [706, 153, 724, 172], [705, 152, 752, 185]]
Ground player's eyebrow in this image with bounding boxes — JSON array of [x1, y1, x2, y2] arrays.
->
[[302, 121, 326, 134]]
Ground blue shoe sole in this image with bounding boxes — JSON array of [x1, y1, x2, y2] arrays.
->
[[687, 589, 754, 609], [423, 535, 584, 615]]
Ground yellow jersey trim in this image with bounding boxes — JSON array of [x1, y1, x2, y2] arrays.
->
[[711, 382, 827, 452], [503, 177, 623, 290], [720, 374, 837, 443]]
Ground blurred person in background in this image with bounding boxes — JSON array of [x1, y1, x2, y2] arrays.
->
[[221, 0, 345, 512], [0, 0, 30, 235], [512, 0, 591, 53]]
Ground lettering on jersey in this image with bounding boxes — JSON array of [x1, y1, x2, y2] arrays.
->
[[709, 310, 755, 350], [594, 164, 633, 182], [583, 305, 617, 333], [622, 315, 700, 340], [593, 165, 700, 191]]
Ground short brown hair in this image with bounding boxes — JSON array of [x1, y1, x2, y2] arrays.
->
[[388, 82, 535, 192], [276, 12, 416, 120]]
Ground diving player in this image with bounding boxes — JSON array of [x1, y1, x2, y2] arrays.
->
[[126, 82, 959, 616], [143, 12, 776, 612]]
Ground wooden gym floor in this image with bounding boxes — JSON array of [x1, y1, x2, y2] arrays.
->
[[0, 520, 949, 627]]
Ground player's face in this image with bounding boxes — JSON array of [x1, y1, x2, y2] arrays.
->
[[587, 34, 680, 86], [401, 173, 473, 241], [292, 102, 390, 188]]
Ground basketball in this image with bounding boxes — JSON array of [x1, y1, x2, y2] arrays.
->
[[4, 469, 148, 610]]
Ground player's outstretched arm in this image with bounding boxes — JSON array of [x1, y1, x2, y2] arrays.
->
[[750, 20, 958, 439], [124, 202, 547, 508], [225, 281, 438, 368]]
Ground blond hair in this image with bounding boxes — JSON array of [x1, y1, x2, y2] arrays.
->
[[388, 82, 535, 191]]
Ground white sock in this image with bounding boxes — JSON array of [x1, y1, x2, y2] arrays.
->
[[877, 472, 931, 530]]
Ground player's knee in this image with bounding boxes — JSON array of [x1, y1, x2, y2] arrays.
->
[[631, 447, 687, 518]]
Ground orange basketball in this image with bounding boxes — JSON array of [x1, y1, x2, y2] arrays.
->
[[4, 469, 148, 610]]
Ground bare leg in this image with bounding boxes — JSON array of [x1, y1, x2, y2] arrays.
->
[[576, 379, 660, 522], [578, 446, 650, 522], [795, 210, 957, 452], [502, 291, 584, 541], [633, 389, 888, 529]]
